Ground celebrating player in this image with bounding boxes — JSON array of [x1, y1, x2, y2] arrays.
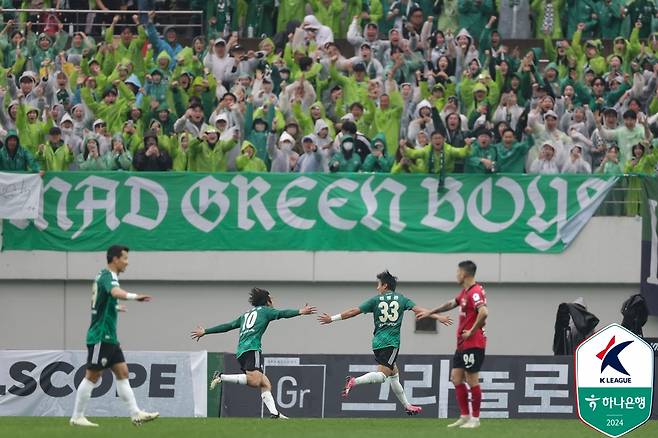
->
[[70, 245, 159, 427], [191, 287, 316, 419], [417, 260, 488, 429], [318, 270, 452, 415]]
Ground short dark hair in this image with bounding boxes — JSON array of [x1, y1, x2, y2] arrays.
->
[[623, 110, 637, 120], [298, 56, 313, 71], [377, 270, 398, 291], [502, 128, 516, 136], [249, 287, 271, 306], [458, 260, 477, 277], [341, 120, 357, 135], [106, 245, 129, 263]]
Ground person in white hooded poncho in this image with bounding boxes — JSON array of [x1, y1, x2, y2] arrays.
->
[[529, 143, 561, 174], [453, 29, 479, 81], [561, 145, 592, 174], [301, 15, 334, 47], [47, 70, 75, 110], [492, 92, 525, 132], [527, 109, 572, 171], [220, 125, 242, 172], [0, 98, 19, 132], [313, 118, 336, 172], [407, 99, 434, 143], [346, 19, 390, 66], [59, 113, 83, 158], [70, 103, 93, 140], [268, 130, 299, 173], [92, 119, 112, 156], [314, 119, 334, 151], [203, 39, 235, 85]]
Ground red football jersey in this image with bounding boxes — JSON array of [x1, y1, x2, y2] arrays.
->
[[455, 283, 487, 350]]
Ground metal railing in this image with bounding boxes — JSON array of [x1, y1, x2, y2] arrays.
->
[[595, 176, 644, 217], [0, 8, 204, 37]]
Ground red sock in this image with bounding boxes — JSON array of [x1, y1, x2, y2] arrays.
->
[[471, 385, 482, 418], [454, 383, 470, 416]]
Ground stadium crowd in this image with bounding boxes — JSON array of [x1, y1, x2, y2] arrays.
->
[[0, 0, 657, 185]]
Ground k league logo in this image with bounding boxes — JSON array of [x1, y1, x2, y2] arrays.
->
[[597, 336, 632, 378], [576, 324, 654, 438]]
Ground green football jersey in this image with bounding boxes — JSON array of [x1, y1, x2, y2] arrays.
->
[[205, 306, 300, 358], [86, 269, 120, 345], [359, 291, 416, 350]]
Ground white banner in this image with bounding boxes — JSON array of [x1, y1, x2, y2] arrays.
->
[[0, 350, 207, 417], [0, 172, 42, 219]]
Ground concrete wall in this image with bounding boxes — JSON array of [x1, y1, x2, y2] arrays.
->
[[1, 217, 656, 354]]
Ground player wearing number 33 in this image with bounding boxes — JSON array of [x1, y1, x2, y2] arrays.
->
[[190, 288, 316, 419], [417, 260, 489, 429], [318, 270, 453, 416]]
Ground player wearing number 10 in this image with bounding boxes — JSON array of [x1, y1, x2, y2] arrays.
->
[[191, 288, 316, 418], [318, 270, 453, 416]]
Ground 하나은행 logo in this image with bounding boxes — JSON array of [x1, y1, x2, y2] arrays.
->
[[576, 324, 654, 438]]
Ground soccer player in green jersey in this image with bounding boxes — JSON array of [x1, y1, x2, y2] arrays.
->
[[190, 287, 316, 419], [70, 245, 159, 427], [318, 270, 452, 415]]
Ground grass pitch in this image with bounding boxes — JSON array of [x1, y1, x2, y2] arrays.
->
[[1, 417, 656, 438]]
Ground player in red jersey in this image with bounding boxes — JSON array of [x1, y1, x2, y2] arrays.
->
[[417, 260, 488, 429]]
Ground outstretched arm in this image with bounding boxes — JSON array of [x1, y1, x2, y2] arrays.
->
[[191, 317, 241, 341], [416, 298, 459, 320], [110, 287, 151, 301], [317, 307, 361, 324], [272, 304, 317, 319], [411, 305, 453, 326]]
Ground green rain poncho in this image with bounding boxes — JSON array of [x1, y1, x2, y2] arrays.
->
[[81, 81, 136, 135], [35, 139, 73, 171], [15, 104, 54, 154], [403, 140, 471, 174], [0, 130, 40, 171], [187, 130, 238, 172], [236, 140, 268, 172], [362, 133, 394, 172], [373, 90, 404, 157]]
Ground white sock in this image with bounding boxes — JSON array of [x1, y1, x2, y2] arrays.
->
[[388, 374, 411, 408], [221, 374, 247, 385], [116, 378, 140, 417], [261, 390, 279, 416], [354, 371, 387, 385], [72, 378, 95, 419]]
